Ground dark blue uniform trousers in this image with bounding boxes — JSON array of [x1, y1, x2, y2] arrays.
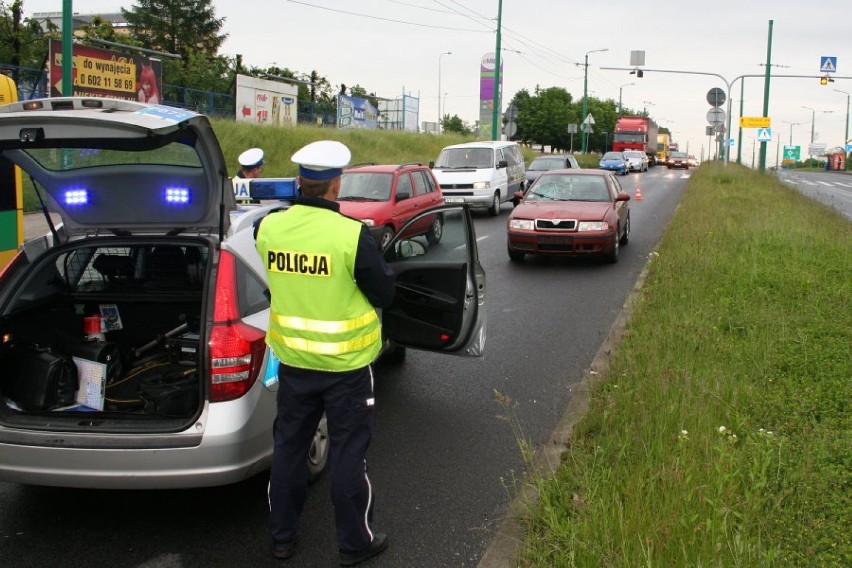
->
[[268, 363, 377, 554]]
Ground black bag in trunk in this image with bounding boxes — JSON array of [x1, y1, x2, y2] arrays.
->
[[1, 345, 79, 411]]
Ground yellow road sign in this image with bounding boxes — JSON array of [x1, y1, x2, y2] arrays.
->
[[740, 116, 771, 128]]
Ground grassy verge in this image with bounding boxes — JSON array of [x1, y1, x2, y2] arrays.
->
[[517, 163, 850, 566]]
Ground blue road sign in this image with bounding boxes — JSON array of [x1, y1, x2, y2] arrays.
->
[[757, 128, 772, 142], [820, 56, 837, 73]]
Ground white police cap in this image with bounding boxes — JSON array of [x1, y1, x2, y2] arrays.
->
[[291, 140, 351, 180], [238, 147, 264, 168]]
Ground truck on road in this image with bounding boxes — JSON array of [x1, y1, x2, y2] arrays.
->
[[613, 116, 659, 166]]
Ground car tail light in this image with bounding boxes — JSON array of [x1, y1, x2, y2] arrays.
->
[[209, 250, 266, 402]]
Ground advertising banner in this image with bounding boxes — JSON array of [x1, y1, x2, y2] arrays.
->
[[48, 39, 162, 102], [479, 52, 503, 138], [337, 94, 378, 129], [235, 74, 298, 126]]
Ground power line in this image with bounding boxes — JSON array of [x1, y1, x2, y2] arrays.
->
[[287, 0, 488, 32]]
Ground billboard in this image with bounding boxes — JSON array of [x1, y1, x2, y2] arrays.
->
[[235, 74, 298, 126], [479, 52, 503, 138], [337, 94, 379, 129], [48, 39, 162, 102], [378, 94, 419, 131]]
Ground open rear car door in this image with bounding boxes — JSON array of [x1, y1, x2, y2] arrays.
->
[[381, 205, 485, 357]]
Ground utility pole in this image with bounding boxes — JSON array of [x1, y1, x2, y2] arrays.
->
[[490, 0, 503, 141], [581, 48, 608, 153], [62, 0, 73, 95], [758, 20, 773, 172]]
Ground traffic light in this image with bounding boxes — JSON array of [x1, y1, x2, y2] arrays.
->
[[820, 75, 834, 85]]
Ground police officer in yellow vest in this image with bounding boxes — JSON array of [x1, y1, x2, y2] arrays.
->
[[255, 140, 395, 565]]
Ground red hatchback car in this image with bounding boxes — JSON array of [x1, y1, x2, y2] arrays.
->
[[507, 169, 631, 263], [338, 163, 445, 249]]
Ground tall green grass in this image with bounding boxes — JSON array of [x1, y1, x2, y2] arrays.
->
[[518, 163, 851, 566]]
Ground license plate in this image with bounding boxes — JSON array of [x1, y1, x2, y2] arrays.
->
[[444, 196, 465, 204], [538, 235, 573, 245]]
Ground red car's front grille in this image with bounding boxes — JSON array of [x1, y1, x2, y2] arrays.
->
[[535, 219, 576, 230]]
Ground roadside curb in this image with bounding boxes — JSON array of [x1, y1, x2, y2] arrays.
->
[[477, 255, 654, 568]]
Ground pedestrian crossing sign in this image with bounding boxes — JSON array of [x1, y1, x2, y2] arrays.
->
[[820, 56, 837, 73], [757, 128, 772, 142]]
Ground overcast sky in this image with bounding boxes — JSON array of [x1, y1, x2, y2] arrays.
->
[[26, 1, 852, 161]]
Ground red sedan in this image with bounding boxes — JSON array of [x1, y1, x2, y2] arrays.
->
[[506, 169, 631, 263]]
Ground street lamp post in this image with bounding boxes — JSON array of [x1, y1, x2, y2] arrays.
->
[[781, 120, 805, 147], [581, 48, 608, 153], [618, 82, 634, 114], [438, 51, 452, 133], [801, 105, 816, 145], [835, 89, 850, 151]]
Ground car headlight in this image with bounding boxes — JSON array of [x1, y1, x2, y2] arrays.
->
[[362, 219, 376, 227], [599, 162, 605, 167], [473, 181, 491, 189], [509, 219, 534, 230], [577, 221, 609, 231]]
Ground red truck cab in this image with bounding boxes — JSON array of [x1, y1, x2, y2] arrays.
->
[[612, 116, 659, 166]]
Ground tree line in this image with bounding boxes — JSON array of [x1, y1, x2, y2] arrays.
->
[[0, 1, 663, 146]]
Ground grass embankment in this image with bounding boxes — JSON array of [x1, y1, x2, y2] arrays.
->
[[22, 120, 544, 211], [518, 163, 850, 567]]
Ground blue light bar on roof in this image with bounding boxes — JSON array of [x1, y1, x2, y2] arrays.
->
[[164, 187, 191, 204], [247, 178, 299, 201], [64, 189, 89, 205]]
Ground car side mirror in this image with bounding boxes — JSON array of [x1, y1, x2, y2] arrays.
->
[[395, 239, 427, 259], [616, 192, 631, 202], [396, 191, 411, 201], [429, 160, 435, 168], [497, 159, 508, 169]]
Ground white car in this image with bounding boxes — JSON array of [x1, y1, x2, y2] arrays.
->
[[0, 97, 486, 489], [623, 150, 649, 172]]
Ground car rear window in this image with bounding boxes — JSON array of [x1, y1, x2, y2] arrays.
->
[[529, 157, 565, 171], [24, 143, 202, 171]]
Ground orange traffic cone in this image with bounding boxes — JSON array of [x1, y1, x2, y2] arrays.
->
[[635, 183, 644, 201]]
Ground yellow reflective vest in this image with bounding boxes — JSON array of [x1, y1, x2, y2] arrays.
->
[[256, 204, 382, 372]]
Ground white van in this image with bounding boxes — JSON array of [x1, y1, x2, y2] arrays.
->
[[431, 141, 525, 216]]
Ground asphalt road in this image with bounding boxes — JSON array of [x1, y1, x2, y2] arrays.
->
[[2, 168, 689, 568], [775, 168, 852, 220]]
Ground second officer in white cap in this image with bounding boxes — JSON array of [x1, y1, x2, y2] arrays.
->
[[236, 147, 264, 179], [255, 140, 395, 565]]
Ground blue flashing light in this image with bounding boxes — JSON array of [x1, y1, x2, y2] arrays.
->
[[64, 189, 89, 205], [248, 178, 299, 200], [165, 187, 191, 204]]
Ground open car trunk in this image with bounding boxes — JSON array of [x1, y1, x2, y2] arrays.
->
[[0, 237, 211, 433]]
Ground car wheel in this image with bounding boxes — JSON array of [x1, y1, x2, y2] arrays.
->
[[606, 231, 620, 263], [508, 247, 525, 262], [383, 343, 406, 364], [619, 214, 630, 246], [379, 226, 394, 250], [489, 191, 501, 216], [426, 214, 444, 244], [308, 414, 329, 482]]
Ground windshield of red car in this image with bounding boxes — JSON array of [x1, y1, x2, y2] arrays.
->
[[526, 175, 610, 202], [339, 172, 393, 201]]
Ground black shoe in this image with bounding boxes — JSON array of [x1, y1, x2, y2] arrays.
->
[[339, 533, 388, 566], [272, 539, 297, 560]]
